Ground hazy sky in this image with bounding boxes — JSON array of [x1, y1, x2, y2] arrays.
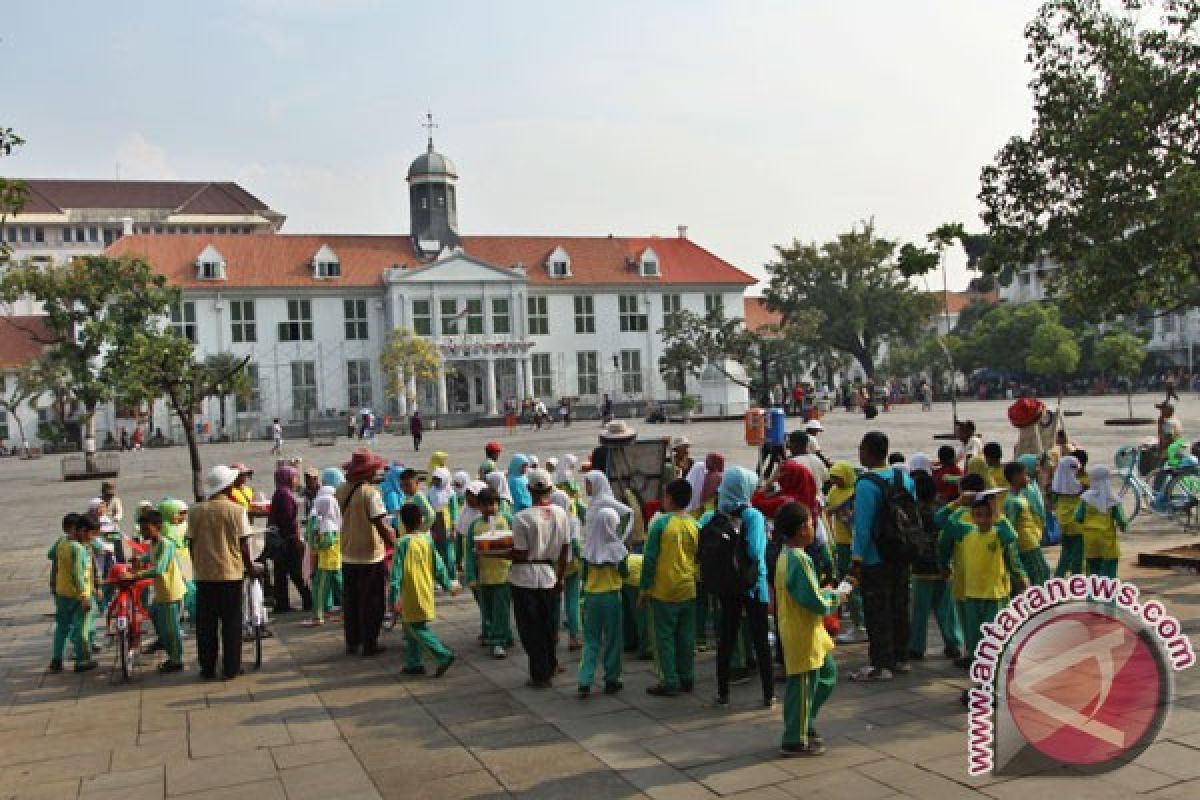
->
[[5, 0, 1045, 290]]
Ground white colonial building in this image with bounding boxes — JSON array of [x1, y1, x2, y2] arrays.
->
[[101, 138, 754, 438]]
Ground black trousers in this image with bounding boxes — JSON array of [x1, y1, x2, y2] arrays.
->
[[512, 585, 559, 683], [341, 561, 388, 653], [195, 580, 243, 678], [272, 538, 312, 612], [861, 561, 912, 670], [716, 593, 774, 702]]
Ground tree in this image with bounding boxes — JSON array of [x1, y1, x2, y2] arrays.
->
[[380, 328, 443, 413], [1095, 330, 1148, 418], [0, 365, 42, 452], [202, 352, 254, 438], [1026, 318, 1081, 406], [978, 0, 1200, 318], [764, 222, 937, 378], [0, 256, 176, 470], [0, 126, 28, 265], [124, 333, 250, 501], [955, 302, 1064, 376]]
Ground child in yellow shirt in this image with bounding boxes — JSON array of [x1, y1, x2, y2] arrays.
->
[[135, 509, 187, 673], [305, 469, 345, 626], [48, 513, 97, 673], [1074, 465, 1128, 578], [775, 502, 840, 758], [464, 488, 514, 658], [826, 461, 864, 643], [639, 479, 699, 697], [578, 506, 628, 696], [390, 503, 460, 676]]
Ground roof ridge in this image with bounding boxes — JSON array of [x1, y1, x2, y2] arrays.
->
[[173, 182, 216, 214]]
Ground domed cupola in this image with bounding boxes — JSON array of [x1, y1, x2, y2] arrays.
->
[[408, 113, 461, 257]]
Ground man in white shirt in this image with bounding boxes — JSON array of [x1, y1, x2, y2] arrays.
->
[[509, 469, 571, 688], [956, 419, 983, 466]]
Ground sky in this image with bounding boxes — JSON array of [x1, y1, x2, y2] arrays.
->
[[4, 0, 1045, 291]]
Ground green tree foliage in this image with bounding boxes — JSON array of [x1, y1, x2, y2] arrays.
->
[[1095, 330, 1148, 417], [978, 0, 1200, 317], [124, 334, 250, 501], [380, 328, 444, 410], [1025, 319, 1081, 397], [0, 256, 176, 468], [0, 126, 28, 264], [764, 222, 937, 378], [953, 303, 1064, 375]]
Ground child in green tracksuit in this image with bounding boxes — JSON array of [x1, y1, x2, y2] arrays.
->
[[775, 503, 840, 758], [578, 506, 628, 696], [621, 553, 651, 660], [306, 470, 345, 626], [1051, 455, 1086, 577], [464, 488, 515, 658], [135, 509, 187, 673], [907, 471, 963, 661], [826, 461, 864, 644], [48, 513, 98, 673], [937, 489, 1028, 663], [556, 490, 584, 652], [1003, 461, 1051, 589], [391, 503, 459, 677], [640, 479, 699, 697], [1075, 465, 1127, 578]]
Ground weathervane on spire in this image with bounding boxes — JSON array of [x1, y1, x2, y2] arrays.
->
[[422, 111, 438, 152]]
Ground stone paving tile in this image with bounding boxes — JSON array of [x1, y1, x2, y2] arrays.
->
[[0, 751, 112, 789], [365, 745, 483, 785], [187, 721, 292, 759], [472, 739, 609, 793], [776, 767, 900, 800], [685, 753, 794, 795], [278, 758, 380, 800], [642, 723, 780, 770], [1, 778, 83, 800], [269, 740, 354, 771], [165, 751, 276, 796], [856, 758, 982, 800], [1144, 778, 1200, 799], [167, 778, 286, 800], [375, 768, 508, 800]]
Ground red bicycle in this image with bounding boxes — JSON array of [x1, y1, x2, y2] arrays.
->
[[104, 563, 154, 682]]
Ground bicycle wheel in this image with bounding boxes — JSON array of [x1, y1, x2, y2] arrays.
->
[[117, 627, 133, 681], [1163, 473, 1200, 530], [252, 624, 263, 670], [1117, 473, 1142, 525]]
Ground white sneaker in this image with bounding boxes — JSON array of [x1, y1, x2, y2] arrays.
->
[[492, 646, 506, 659], [836, 626, 864, 644]]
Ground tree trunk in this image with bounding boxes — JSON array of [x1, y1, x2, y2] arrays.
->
[[12, 412, 27, 456], [82, 408, 96, 472], [1126, 383, 1133, 419], [168, 391, 205, 502]]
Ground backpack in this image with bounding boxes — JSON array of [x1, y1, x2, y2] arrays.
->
[[910, 501, 940, 575], [857, 471, 921, 564], [697, 507, 759, 596]]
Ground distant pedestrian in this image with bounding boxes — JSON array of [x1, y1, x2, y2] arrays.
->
[[601, 394, 614, 424], [410, 410, 424, 452], [271, 418, 283, 456]]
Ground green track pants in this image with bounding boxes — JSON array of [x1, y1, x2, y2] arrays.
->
[[909, 578, 962, 656], [402, 621, 453, 670], [782, 654, 837, 747], [52, 596, 91, 664], [151, 600, 184, 665], [649, 599, 695, 690], [578, 591, 623, 689]]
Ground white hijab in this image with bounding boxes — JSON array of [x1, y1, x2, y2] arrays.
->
[[550, 488, 581, 543], [554, 454, 578, 486], [1051, 456, 1083, 496], [312, 485, 342, 533], [907, 452, 933, 475], [584, 470, 633, 542], [582, 506, 628, 566], [684, 462, 707, 512], [1080, 464, 1119, 513], [427, 467, 455, 510], [485, 470, 512, 503]]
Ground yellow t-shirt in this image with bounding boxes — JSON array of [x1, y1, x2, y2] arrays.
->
[[1078, 503, 1121, 560], [397, 533, 438, 623], [584, 562, 624, 594], [316, 532, 342, 571], [641, 512, 698, 603], [951, 521, 1019, 600], [468, 515, 512, 586], [775, 547, 834, 675], [989, 465, 1009, 492], [1006, 494, 1042, 553], [623, 554, 643, 588], [148, 539, 187, 603], [54, 538, 92, 600], [1054, 494, 1083, 538]]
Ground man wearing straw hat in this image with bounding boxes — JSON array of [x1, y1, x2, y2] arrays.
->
[[190, 465, 261, 680], [336, 448, 397, 657]]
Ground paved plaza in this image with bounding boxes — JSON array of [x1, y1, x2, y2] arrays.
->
[[1, 394, 1198, 800]]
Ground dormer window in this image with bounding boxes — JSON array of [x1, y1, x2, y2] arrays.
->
[[545, 245, 572, 278], [639, 247, 660, 277], [312, 244, 341, 279], [195, 244, 226, 281]]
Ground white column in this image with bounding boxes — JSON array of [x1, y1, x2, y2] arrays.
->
[[485, 356, 499, 416], [522, 354, 534, 399], [435, 363, 449, 415], [405, 376, 417, 413]]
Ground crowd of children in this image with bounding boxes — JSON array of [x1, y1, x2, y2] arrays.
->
[[46, 416, 1133, 761]]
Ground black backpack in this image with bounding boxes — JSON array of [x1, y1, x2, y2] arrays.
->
[[910, 500, 940, 575], [697, 507, 759, 596], [857, 471, 921, 564]]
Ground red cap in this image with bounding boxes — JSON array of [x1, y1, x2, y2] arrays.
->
[[485, 441, 502, 455]]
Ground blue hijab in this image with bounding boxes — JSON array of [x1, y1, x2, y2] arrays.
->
[[507, 454, 533, 512], [321, 467, 345, 489], [717, 466, 758, 513], [380, 464, 405, 513]]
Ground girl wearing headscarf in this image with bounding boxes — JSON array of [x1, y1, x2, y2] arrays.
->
[[158, 497, 194, 625], [583, 471, 633, 542], [1050, 456, 1085, 577], [427, 467, 459, 577], [380, 464, 406, 516], [507, 455, 533, 513], [577, 506, 629, 696], [1075, 465, 1128, 578], [427, 450, 449, 475], [304, 468, 345, 626], [1002, 458, 1051, 590], [965, 456, 995, 490], [554, 454, 583, 501], [907, 453, 933, 477], [463, 484, 514, 657], [485, 470, 513, 515], [267, 464, 312, 613], [686, 453, 725, 517], [700, 466, 775, 708], [553, 488, 584, 651], [826, 461, 864, 643]]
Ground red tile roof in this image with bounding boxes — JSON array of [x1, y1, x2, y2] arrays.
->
[[107, 234, 756, 289], [742, 296, 782, 332], [0, 316, 53, 369], [18, 180, 272, 215], [929, 289, 999, 315]]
